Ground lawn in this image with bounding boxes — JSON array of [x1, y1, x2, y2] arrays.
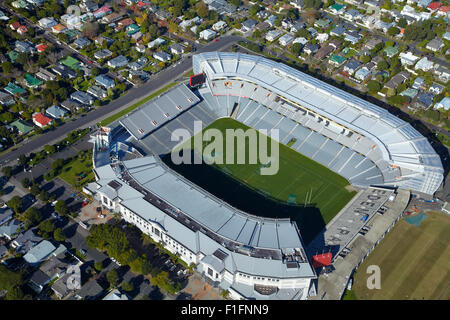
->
[[58, 151, 95, 189], [352, 211, 450, 300], [171, 118, 355, 226]]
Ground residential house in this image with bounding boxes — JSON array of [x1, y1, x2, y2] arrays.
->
[[60, 99, 82, 112], [303, 43, 319, 55], [0, 245, 7, 259], [290, 21, 305, 34], [35, 68, 56, 82], [0, 218, 22, 240], [74, 280, 104, 300], [279, 34, 295, 46], [94, 36, 114, 46], [15, 40, 34, 54], [35, 44, 48, 53], [330, 24, 346, 37], [364, 38, 382, 50], [293, 37, 308, 46], [412, 77, 425, 90], [443, 32, 450, 41], [11, 228, 43, 254], [52, 64, 77, 79], [51, 24, 66, 34], [0, 92, 15, 106], [107, 55, 128, 69], [355, 67, 372, 81], [51, 273, 76, 299], [429, 83, 443, 95], [436, 5, 450, 17], [95, 74, 115, 89], [153, 51, 172, 62], [212, 21, 227, 32], [314, 19, 331, 29], [266, 29, 283, 42], [101, 13, 123, 24], [265, 15, 277, 27], [10, 21, 20, 30], [103, 288, 129, 300], [343, 59, 362, 75], [147, 38, 166, 49], [94, 49, 113, 60], [384, 71, 410, 96], [436, 97, 450, 110], [24, 74, 43, 88], [400, 88, 418, 99], [71, 91, 94, 105], [10, 119, 33, 135], [28, 270, 51, 293], [344, 9, 362, 21], [73, 37, 91, 49], [415, 57, 434, 72], [329, 54, 347, 67], [426, 38, 444, 52], [17, 25, 27, 35], [315, 45, 336, 61], [33, 112, 52, 128], [0, 207, 13, 226], [399, 51, 419, 65], [169, 43, 185, 55], [87, 85, 107, 99], [93, 6, 112, 19], [199, 29, 217, 41], [426, 2, 442, 12], [344, 31, 362, 44], [4, 82, 26, 95], [433, 65, 450, 82], [329, 3, 346, 15], [414, 92, 434, 109], [46, 105, 68, 119], [316, 33, 329, 43]]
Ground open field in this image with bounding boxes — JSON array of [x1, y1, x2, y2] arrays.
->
[[351, 211, 450, 300], [58, 150, 95, 189], [167, 118, 355, 242]]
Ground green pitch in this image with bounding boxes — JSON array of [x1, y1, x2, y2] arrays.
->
[[173, 118, 356, 225]]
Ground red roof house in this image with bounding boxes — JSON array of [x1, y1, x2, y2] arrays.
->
[[10, 22, 21, 30], [17, 26, 28, 35], [33, 113, 52, 128], [438, 5, 450, 14], [35, 44, 48, 52], [427, 2, 442, 11]]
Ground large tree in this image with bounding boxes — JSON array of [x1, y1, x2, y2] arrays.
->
[[106, 269, 119, 287]]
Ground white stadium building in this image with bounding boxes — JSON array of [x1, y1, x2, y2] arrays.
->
[[85, 52, 443, 300]]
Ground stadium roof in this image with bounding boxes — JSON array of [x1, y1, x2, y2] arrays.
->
[[192, 52, 443, 195]]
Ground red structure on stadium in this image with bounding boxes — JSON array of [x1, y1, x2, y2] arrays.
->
[[312, 252, 332, 268], [189, 73, 206, 87]]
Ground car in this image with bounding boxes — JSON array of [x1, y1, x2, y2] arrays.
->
[[170, 265, 176, 272], [51, 200, 58, 206], [87, 60, 93, 64], [51, 212, 58, 219], [215, 38, 219, 42]]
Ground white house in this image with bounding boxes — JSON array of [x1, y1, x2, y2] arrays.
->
[[199, 29, 217, 41], [212, 21, 227, 32], [279, 33, 294, 46], [435, 97, 450, 110], [266, 29, 283, 42]]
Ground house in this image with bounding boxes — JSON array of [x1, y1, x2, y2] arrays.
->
[[436, 5, 450, 17], [330, 24, 346, 37], [94, 49, 113, 60], [329, 54, 347, 67], [87, 86, 108, 99], [199, 29, 217, 41], [10, 119, 33, 135], [429, 83, 443, 95], [412, 77, 425, 90], [126, 24, 140, 36], [17, 26, 27, 35], [415, 57, 434, 71], [28, 270, 51, 293], [414, 93, 434, 109], [344, 9, 361, 21], [60, 99, 81, 112], [290, 21, 305, 34], [399, 51, 419, 65], [435, 97, 450, 110], [290, 0, 304, 9], [314, 19, 331, 29], [329, 3, 346, 15], [93, 6, 112, 19], [0, 245, 7, 259], [344, 31, 362, 44], [23, 240, 56, 266], [303, 43, 319, 55], [329, 39, 342, 49], [266, 29, 283, 42], [265, 15, 277, 27], [443, 32, 450, 41], [315, 45, 336, 61], [35, 68, 56, 82], [33, 112, 52, 128], [107, 55, 128, 69], [70, 91, 94, 105], [316, 33, 329, 43], [169, 43, 185, 55], [400, 88, 418, 99], [426, 38, 444, 52], [73, 37, 91, 49], [4, 82, 26, 95], [35, 44, 48, 53], [343, 59, 362, 75], [212, 21, 227, 32], [52, 64, 77, 79], [10, 21, 20, 30], [0, 92, 15, 106], [384, 71, 410, 95], [15, 40, 34, 54], [135, 44, 146, 53], [426, 2, 442, 12], [102, 13, 123, 24], [103, 288, 129, 300], [279, 34, 295, 46], [0, 207, 13, 226], [51, 273, 76, 299], [46, 105, 68, 119], [74, 280, 104, 300], [355, 67, 372, 81], [147, 38, 166, 49], [293, 37, 308, 46], [281, 19, 294, 30], [153, 51, 172, 62], [51, 24, 66, 34], [95, 36, 114, 46], [80, 0, 99, 12], [0, 218, 21, 240], [24, 74, 43, 88], [434, 65, 450, 82], [95, 75, 115, 89]]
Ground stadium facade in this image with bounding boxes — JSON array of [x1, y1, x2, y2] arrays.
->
[[85, 52, 443, 300]]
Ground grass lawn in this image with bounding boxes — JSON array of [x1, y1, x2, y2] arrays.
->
[[173, 118, 355, 225], [99, 82, 178, 126], [58, 151, 95, 189], [352, 211, 450, 300]]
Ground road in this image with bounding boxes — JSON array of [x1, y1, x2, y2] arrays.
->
[[0, 35, 242, 165]]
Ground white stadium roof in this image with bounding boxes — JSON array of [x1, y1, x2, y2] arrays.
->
[[193, 52, 444, 195]]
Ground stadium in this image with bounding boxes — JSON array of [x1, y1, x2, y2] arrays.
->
[[85, 52, 444, 300]]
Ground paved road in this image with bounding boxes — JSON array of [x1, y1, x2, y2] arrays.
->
[[0, 35, 241, 165]]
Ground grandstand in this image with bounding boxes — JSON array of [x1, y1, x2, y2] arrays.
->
[[86, 52, 444, 300]]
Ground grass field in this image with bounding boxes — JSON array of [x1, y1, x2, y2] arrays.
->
[[351, 211, 450, 300], [173, 118, 356, 225], [58, 150, 95, 189]]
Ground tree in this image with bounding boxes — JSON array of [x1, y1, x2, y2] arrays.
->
[[7, 196, 22, 214], [367, 80, 381, 93], [1, 166, 12, 178], [387, 27, 399, 36], [377, 60, 389, 71], [398, 17, 407, 29], [249, 4, 261, 16], [18, 154, 28, 167], [304, 0, 322, 9], [106, 269, 119, 287], [94, 261, 103, 272], [39, 190, 50, 202], [121, 281, 134, 292], [21, 178, 31, 189], [291, 43, 302, 56], [29, 184, 41, 197], [5, 286, 24, 300], [54, 200, 69, 216], [295, 28, 311, 40], [360, 54, 371, 64], [91, 67, 100, 77], [44, 145, 56, 154], [39, 219, 55, 235], [196, 1, 209, 18], [2, 61, 13, 74], [54, 228, 66, 242], [23, 207, 42, 228], [83, 22, 100, 39]]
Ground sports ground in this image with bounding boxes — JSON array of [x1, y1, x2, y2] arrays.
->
[[350, 211, 450, 300], [172, 118, 356, 226]]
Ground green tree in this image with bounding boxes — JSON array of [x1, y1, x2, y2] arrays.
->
[[291, 43, 302, 56], [23, 206, 42, 228], [39, 219, 55, 234], [196, 1, 209, 18], [7, 196, 22, 214], [5, 286, 24, 300], [360, 54, 371, 64], [39, 190, 50, 202], [377, 60, 389, 71], [21, 178, 31, 189], [2, 61, 13, 74], [18, 154, 28, 167], [30, 184, 41, 197], [44, 145, 56, 154], [121, 281, 134, 292], [367, 80, 381, 93], [0, 265, 22, 291], [1, 166, 12, 178], [54, 200, 69, 216], [54, 228, 66, 242], [398, 17, 407, 28], [106, 269, 119, 288], [387, 27, 399, 36], [94, 261, 103, 272]]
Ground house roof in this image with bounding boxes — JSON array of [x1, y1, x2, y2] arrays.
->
[[33, 112, 52, 126], [35, 44, 47, 52], [427, 2, 441, 10], [75, 280, 104, 299], [25, 74, 43, 87], [329, 54, 347, 65], [46, 105, 68, 118], [23, 240, 56, 264], [10, 119, 33, 134], [52, 24, 66, 32]]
